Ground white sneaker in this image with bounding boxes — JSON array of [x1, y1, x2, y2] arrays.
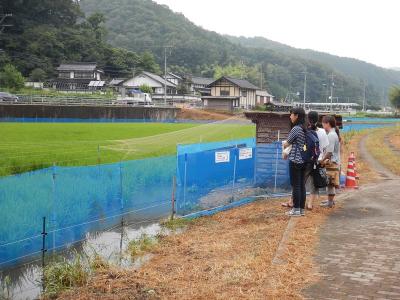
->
[[286, 208, 302, 217]]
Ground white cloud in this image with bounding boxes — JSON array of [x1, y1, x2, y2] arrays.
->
[[154, 0, 400, 68]]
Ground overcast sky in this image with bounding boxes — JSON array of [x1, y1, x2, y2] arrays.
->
[[154, 0, 399, 69]]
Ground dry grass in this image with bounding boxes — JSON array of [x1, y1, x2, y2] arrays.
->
[[365, 127, 400, 176], [341, 130, 379, 184], [59, 198, 334, 300], [388, 126, 400, 150]]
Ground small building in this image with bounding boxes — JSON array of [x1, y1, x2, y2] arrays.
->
[[191, 77, 213, 96], [265, 100, 293, 112], [122, 71, 177, 95], [256, 90, 274, 105], [201, 96, 239, 112], [207, 76, 259, 109], [51, 63, 105, 91], [164, 72, 183, 86]]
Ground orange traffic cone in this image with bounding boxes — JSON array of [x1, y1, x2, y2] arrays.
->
[[345, 154, 359, 189], [349, 152, 359, 180]]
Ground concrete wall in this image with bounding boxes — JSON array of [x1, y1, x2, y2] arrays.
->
[[203, 99, 233, 112], [0, 105, 180, 120]]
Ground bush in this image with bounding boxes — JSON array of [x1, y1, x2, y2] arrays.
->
[[0, 64, 25, 90], [29, 68, 47, 82], [139, 84, 153, 94]]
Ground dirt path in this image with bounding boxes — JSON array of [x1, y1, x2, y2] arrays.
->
[[304, 137, 400, 299]]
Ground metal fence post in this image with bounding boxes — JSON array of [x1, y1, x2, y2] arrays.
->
[[119, 217, 124, 266], [171, 176, 176, 220], [51, 163, 56, 253], [253, 137, 257, 185], [119, 160, 124, 211], [231, 147, 238, 202], [183, 153, 188, 214], [41, 217, 47, 294], [274, 130, 281, 193]]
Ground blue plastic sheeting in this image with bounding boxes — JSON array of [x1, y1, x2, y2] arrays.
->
[[345, 117, 400, 123], [176, 140, 290, 216], [254, 142, 291, 189], [0, 156, 175, 267], [177, 138, 256, 155], [341, 123, 395, 132]]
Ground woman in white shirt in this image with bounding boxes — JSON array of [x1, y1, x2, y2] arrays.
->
[[304, 111, 329, 210]]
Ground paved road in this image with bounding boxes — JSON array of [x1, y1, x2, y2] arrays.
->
[[304, 137, 400, 300]]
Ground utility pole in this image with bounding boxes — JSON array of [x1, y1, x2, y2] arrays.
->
[[164, 47, 167, 105], [330, 73, 334, 112], [362, 80, 366, 111], [163, 45, 173, 105], [303, 68, 307, 108]]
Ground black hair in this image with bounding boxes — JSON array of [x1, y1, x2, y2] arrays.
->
[[308, 111, 319, 131], [290, 107, 307, 131]]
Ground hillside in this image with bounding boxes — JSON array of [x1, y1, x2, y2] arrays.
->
[[0, 0, 161, 81], [226, 35, 400, 93], [79, 0, 391, 105]]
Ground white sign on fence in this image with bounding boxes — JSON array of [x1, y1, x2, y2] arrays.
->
[[239, 148, 253, 160], [215, 151, 230, 163]]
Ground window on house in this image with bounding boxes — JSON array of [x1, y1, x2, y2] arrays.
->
[[241, 90, 247, 97], [74, 72, 93, 79], [220, 87, 230, 96], [59, 72, 70, 79]]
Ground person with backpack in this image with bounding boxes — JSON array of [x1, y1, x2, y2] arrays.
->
[[283, 107, 307, 217], [304, 111, 329, 210]]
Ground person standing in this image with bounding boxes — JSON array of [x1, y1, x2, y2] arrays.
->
[[283, 107, 307, 217], [304, 111, 329, 210], [320, 115, 341, 208]]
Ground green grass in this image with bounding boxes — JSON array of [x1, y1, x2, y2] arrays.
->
[[0, 122, 255, 176], [127, 234, 158, 259], [161, 217, 194, 230], [43, 256, 88, 298]]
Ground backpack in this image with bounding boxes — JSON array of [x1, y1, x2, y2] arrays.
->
[[301, 130, 320, 163]]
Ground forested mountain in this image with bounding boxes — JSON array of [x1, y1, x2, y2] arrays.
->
[[225, 35, 400, 94], [79, 0, 397, 106], [1, 0, 397, 107], [0, 0, 160, 80]]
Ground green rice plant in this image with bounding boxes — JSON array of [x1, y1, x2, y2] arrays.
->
[[127, 234, 158, 259]]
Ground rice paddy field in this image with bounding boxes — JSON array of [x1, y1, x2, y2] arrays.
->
[[0, 122, 255, 176]]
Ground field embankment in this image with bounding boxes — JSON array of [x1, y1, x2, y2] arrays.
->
[[365, 126, 400, 176]]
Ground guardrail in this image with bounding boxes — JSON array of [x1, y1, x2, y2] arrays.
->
[[0, 95, 202, 107]]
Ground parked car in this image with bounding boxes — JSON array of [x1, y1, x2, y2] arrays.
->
[[0, 92, 19, 103]]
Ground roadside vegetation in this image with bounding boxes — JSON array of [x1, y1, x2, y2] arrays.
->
[[160, 217, 194, 231], [127, 234, 158, 259], [365, 126, 400, 176], [341, 129, 379, 185], [58, 198, 334, 300]]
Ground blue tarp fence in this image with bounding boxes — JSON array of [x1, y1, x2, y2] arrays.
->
[[176, 139, 290, 215], [0, 156, 175, 267], [2, 121, 395, 267]]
